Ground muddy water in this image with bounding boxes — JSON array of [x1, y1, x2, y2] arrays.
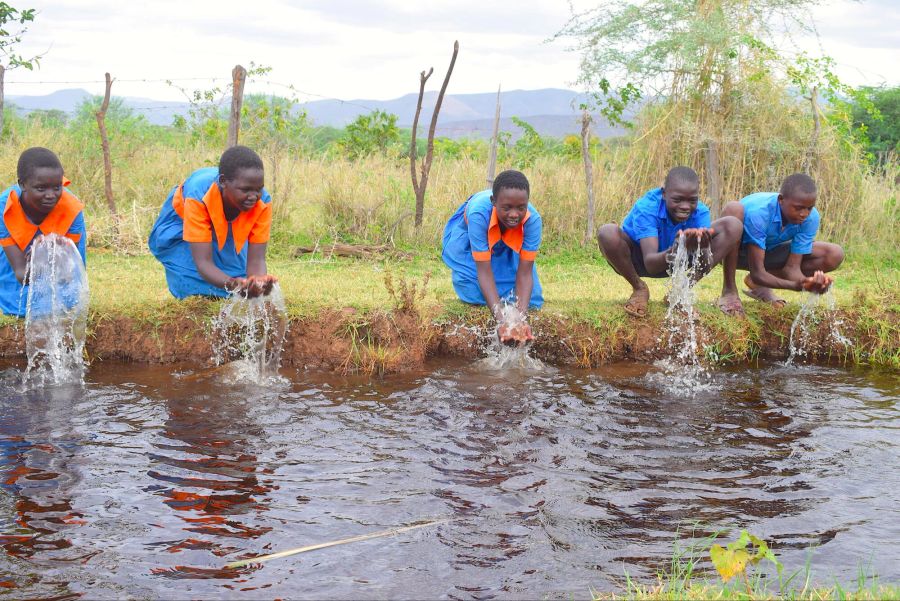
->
[[0, 360, 897, 599]]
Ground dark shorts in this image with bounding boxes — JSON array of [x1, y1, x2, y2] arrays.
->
[[629, 240, 669, 278], [737, 241, 793, 271]]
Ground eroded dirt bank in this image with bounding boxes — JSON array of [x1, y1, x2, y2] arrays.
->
[[0, 301, 896, 371]]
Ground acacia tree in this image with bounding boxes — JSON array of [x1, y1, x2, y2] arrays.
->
[[0, 2, 41, 137], [554, 0, 823, 125]]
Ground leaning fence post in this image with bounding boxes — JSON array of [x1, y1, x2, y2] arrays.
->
[[486, 85, 501, 186], [227, 64, 247, 148], [704, 138, 722, 215], [581, 110, 596, 244], [94, 72, 119, 233]]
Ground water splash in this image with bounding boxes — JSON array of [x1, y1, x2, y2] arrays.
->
[[211, 283, 288, 384], [786, 288, 850, 365], [656, 236, 713, 391], [477, 302, 544, 371], [22, 234, 89, 388]]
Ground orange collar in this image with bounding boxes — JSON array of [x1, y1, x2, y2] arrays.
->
[[486, 207, 531, 254], [202, 183, 267, 253], [3, 187, 83, 251]]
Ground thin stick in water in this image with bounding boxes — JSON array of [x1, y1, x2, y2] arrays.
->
[[224, 519, 448, 569]]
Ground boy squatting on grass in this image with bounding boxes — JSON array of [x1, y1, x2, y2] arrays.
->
[[149, 145, 278, 300], [717, 173, 844, 315], [596, 166, 742, 317], [0, 147, 87, 317], [442, 169, 542, 346]]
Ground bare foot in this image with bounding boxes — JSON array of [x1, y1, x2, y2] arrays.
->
[[743, 275, 786, 308], [716, 293, 745, 317], [624, 286, 650, 318]]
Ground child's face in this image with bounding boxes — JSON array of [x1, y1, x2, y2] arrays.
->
[[778, 191, 816, 225], [221, 167, 264, 215], [662, 180, 700, 223], [20, 167, 64, 216], [492, 187, 529, 229]]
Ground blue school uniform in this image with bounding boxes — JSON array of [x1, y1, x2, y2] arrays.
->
[[148, 167, 272, 299], [740, 192, 820, 254], [622, 187, 711, 251], [0, 184, 87, 317], [441, 189, 543, 308]]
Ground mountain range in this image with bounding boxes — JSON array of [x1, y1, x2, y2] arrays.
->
[[8, 87, 628, 140]]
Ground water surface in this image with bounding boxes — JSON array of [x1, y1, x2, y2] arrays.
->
[[0, 359, 897, 598]]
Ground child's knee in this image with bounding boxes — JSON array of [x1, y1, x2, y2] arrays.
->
[[716, 215, 743, 241], [721, 201, 743, 219], [597, 223, 620, 250], [826, 243, 844, 271]]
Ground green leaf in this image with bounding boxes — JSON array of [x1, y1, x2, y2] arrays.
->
[[710, 544, 750, 582]]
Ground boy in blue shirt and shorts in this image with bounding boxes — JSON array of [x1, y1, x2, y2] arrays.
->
[[597, 166, 742, 317], [718, 173, 843, 314]]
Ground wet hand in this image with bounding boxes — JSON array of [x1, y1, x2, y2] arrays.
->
[[800, 271, 833, 294], [497, 322, 534, 347], [678, 227, 715, 250], [245, 274, 278, 298]]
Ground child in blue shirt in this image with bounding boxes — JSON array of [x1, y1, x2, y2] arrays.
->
[[597, 166, 742, 317], [0, 148, 87, 316], [442, 170, 542, 345], [718, 173, 843, 312]]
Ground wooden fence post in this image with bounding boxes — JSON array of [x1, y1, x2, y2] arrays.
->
[[94, 72, 119, 231], [581, 110, 596, 244], [227, 64, 247, 148], [703, 138, 722, 215], [486, 85, 501, 185]]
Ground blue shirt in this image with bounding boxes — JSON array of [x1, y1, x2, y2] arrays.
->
[[740, 192, 819, 254], [622, 187, 711, 251], [463, 190, 542, 262]]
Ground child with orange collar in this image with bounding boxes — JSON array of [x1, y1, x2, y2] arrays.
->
[[149, 145, 277, 299], [442, 170, 542, 345], [0, 148, 86, 316]]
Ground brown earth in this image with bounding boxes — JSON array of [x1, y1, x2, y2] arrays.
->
[[0, 301, 895, 372]]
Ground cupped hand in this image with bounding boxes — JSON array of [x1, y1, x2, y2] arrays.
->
[[245, 274, 278, 298], [678, 227, 715, 250], [800, 270, 833, 294], [497, 321, 534, 347]]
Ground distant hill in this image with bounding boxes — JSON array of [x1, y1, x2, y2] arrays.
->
[[8, 87, 628, 140]]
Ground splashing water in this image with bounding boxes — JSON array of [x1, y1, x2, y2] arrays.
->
[[478, 301, 545, 371], [785, 288, 850, 365], [211, 283, 289, 384], [656, 236, 713, 391], [23, 234, 89, 388]]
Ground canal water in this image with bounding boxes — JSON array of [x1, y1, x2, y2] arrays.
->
[[0, 359, 897, 599]]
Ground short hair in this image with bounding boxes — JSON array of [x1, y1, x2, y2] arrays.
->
[[664, 166, 699, 189], [492, 169, 530, 200], [780, 173, 817, 198], [17, 147, 63, 182], [218, 145, 264, 181]]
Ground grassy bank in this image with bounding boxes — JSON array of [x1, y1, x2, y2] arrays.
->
[[1, 249, 896, 370]]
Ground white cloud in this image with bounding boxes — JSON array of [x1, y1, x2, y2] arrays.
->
[[4, 0, 896, 104]]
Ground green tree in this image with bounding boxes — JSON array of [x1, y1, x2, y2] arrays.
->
[[852, 86, 900, 158], [554, 0, 817, 125], [0, 2, 42, 137], [338, 109, 401, 159]]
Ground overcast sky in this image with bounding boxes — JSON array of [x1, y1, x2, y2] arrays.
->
[[5, 0, 899, 104]]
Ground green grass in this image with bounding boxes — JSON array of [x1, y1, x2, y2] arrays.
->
[[594, 529, 898, 600], [2, 247, 896, 367]]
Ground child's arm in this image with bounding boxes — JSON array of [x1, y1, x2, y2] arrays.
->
[[639, 237, 672, 275], [245, 242, 276, 297], [514, 258, 534, 316], [746, 246, 802, 291], [475, 260, 503, 320], [189, 241, 246, 292], [2, 245, 29, 284]]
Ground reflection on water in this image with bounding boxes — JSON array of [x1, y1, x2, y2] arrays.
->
[[0, 359, 897, 598]]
